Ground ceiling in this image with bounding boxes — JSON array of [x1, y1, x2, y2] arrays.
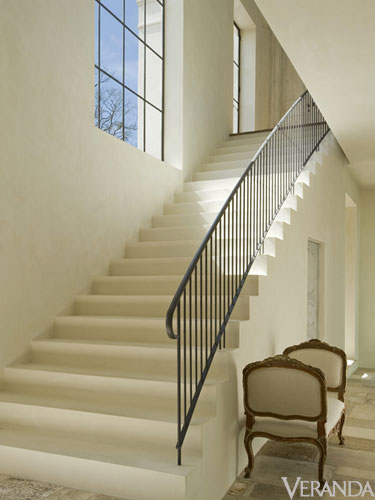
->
[[254, 0, 375, 186]]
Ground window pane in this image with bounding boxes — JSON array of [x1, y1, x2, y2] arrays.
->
[[100, 6, 123, 82], [233, 65, 239, 101], [101, 0, 123, 21], [125, 0, 144, 40], [234, 25, 239, 64], [145, 0, 163, 56], [100, 75, 123, 139], [124, 89, 141, 147], [125, 29, 141, 96], [145, 104, 162, 159], [146, 47, 162, 109]]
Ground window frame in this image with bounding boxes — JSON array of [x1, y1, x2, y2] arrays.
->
[[95, 0, 165, 160], [233, 21, 241, 134]]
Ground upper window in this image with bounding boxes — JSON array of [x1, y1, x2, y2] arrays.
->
[[233, 22, 240, 133], [95, 0, 165, 160]]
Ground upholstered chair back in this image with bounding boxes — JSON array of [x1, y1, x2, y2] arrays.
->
[[243, 355, 326, 420], [284, 340, 347, 399]]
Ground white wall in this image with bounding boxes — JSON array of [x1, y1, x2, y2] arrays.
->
[[182, 0, 233, 177], [253, 0, 375, 187], [240, 0, 305, 130], [227, 134, 360, 469], [358, 189, 375, 368], [0, 0, 182, 369]]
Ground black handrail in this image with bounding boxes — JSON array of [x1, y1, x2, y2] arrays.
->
[[165, 90, 329, 465]]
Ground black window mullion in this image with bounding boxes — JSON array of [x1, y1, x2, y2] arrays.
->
[[122, 0, 125, 142], [143, 0, 147, 153], [161, 0, 165, 160], [98, 4, 101, 128]]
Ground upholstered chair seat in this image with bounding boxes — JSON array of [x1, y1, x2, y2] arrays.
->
[[252, 397, 345, 439]]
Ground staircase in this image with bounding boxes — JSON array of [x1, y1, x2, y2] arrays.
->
[[0, 131, 269, 500], [0, 93, 330, 500]]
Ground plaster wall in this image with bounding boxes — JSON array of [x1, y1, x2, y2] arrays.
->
[[240, 0, 305, 130], [358, 189, 375, 368], [226, 135, 360, 470], [0, 0, 182, 369], [239, 27, 256, 132], [182, 0, 233, 177]]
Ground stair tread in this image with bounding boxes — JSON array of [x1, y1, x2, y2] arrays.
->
[[38, 337, 178, 349], [0, 387, 213, 425], [9, 362, 227, 385], [127, 240, 202, 247]]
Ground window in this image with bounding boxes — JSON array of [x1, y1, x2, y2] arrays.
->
[[233, 22, 240, 133], [95, 0, 165, 160]]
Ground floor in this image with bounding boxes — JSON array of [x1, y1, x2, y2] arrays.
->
[[0, 368, 374, 500]]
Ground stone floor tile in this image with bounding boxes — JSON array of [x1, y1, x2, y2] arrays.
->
[[351, 404, 375, 420], [257, 441, 318, 462], [339, 435, 375, 452], [45, 488, 95, 499], [244, 482, 300, 500], [243, 455, 334, 487], [89, 496, 124, 500], [0, 478, 61, 500], [346, 416, 375, 429], [227, 480, 249, 496]]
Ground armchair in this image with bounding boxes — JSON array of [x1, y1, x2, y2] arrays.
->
[[242, 351, 345, 484]]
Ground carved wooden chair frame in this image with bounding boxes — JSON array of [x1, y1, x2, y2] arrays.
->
[[242, 353, 344, 484]]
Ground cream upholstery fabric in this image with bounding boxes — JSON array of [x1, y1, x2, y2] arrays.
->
[[287, 349, 343, 389], [252, 398, 344, 438], [245, 366, 322, 418]]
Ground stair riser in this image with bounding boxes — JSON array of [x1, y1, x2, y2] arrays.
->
[[126, 242, 200, 258], [110, 259, 190, 276], [74, 297, 250, 321], [53, 317, 241, 348], [30, 352, 226, 382], [215, 144, 263, 155], [0, 448, 188, 500], [4, 368, 217, 406], [174, 189, 232, 203], [140, 226, 209, 242], [92, 275, 258, 296], [152, 213, 216, 228], [183, 178, 238, 193], [201, 161, 248, 173], [154, 206, 290, 228], [193, 168, 245, 182], [207, 151, 256, 163], [224, 133, 268, 144], [164, 200, 223, 215], [0, 402, 202, 454]]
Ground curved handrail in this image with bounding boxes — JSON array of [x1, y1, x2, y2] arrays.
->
[[165, 90, 329, 464], [166, 91, 307, 340]]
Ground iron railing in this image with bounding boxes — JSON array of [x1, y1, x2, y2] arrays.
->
[[165, 90, 329, 464]]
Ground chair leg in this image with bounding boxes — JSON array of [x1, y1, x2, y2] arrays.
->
[[244, 432, 255, 479], [338, 412, 345, 445], [317, 438, 327, 486]]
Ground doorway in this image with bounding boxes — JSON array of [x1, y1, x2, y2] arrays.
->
[[345, 194, 358, 362], [307, 240, 321, 339]]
